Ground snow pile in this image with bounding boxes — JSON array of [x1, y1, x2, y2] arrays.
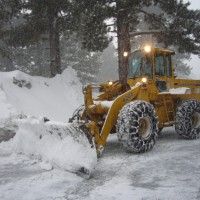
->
[[11, 116, 97, 175], [0, 67, 82, 124], [0, 68, 98, 176], [0, 85, 16, 119]]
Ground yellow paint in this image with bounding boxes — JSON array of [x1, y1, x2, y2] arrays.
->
[[81, 47, 200, 150]]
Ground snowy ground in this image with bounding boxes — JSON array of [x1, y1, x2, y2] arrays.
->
[[1, 69, 200, 199], [1, 127, 200, 200]]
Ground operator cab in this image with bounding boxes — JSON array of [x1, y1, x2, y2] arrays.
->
[[128, 46, 175, 92], [128, 47, 153, 79]]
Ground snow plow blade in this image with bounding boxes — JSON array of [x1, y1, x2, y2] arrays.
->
[[13, 116, 97, 178]]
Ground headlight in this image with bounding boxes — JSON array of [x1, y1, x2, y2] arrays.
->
[[108, 80, 114, 86], [141, 77, 148, 89], [142, 77, 147, 83], [144, 45, 151, 53], [123, 51, 129, 57]]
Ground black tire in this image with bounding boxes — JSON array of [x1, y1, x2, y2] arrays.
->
[[175, 99, 200, 139], [69, 105, 85, 122], [116, 100, 158, 153]]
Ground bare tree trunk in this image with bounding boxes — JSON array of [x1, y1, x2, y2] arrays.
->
[[49, 15, 61, 77], [116, 2, 131, 91]]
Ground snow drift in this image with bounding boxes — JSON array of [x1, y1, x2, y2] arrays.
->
[[0, 68, 97, 177], [12, 116, 97, 176], [0, 67, 82, 124]]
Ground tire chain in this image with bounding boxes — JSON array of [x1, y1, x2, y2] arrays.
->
[[175, 99, 200, 139], [116, 100, 158, 153]]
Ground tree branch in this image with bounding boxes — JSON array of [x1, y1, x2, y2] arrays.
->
[[106, 23, 115, 27], [129, 30, 162, 37], [139, 9, 168, 30]]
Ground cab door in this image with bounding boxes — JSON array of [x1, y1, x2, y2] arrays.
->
[[165, 54, 173, 90], [154, 52, 173, 92]]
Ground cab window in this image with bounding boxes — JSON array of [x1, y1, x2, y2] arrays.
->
[[128, 52, 142, 78], [166, 54, 172, 77], [128, 50, 152, 79], [144, 55, 152, 79], [155, 54, 164, 76]]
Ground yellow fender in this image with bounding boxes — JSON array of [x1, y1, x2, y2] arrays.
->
[[97, 83, 141, 147]]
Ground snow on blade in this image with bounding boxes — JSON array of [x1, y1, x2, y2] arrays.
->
[[12, 116, 97, 177]]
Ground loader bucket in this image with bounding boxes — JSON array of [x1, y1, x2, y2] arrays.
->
[[13, 116, 97, 178]]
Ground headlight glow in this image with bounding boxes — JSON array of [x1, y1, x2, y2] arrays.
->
[[108, 80, 114, 86], [144, 45, 151, 53], [123, 51, 128, 57], [142, 77, 147, 83]]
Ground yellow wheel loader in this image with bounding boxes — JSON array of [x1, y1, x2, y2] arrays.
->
[[69, 46, 200, 155]]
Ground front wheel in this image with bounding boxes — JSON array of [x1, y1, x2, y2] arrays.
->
[[175, 99, 200, 139], [116, 100, 158, 153]]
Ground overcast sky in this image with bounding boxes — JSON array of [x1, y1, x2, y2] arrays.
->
[[184, 0, 200, 9]]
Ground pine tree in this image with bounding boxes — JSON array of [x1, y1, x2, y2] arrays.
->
[[78, 0, 200, 89], [61, 34, 102, 84], [2, 0, 200, 83], [8, 0, 79, 77], [97, 42, 118, 83], [131, 5, 193, 76], [1, 33, 102, 81], [0, 0, 21, 62]]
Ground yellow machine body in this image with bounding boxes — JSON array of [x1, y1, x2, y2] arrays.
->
[[81, 47, 200, 152]]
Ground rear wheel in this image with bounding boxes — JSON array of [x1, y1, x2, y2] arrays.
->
[[175, 99, 200, 139], [116, 100, 158, 153]]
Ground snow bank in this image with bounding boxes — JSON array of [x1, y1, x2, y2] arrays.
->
[[0, 67, 82, 124], [0, 85, 16, 119], [11, 116, 97, 175], [0, 68, 98, 176]]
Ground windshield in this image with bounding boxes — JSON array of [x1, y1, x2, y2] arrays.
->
[[128, 50, 152, 79]]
